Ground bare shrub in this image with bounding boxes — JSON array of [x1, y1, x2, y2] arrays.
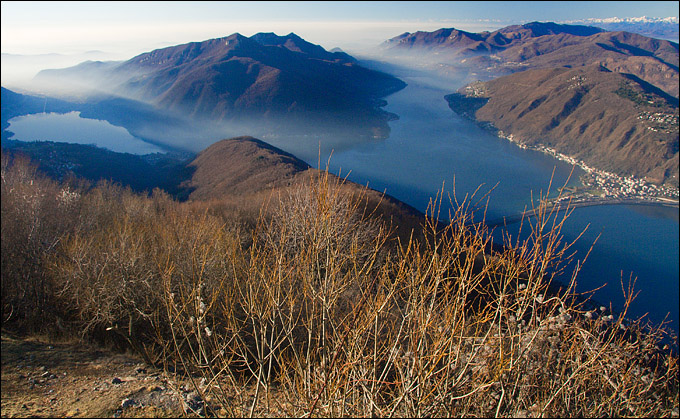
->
[[3, 152, 676, 417], [1, 152, 84, 330], [166, 170, 677, 418], [50, 185, 242, 365]]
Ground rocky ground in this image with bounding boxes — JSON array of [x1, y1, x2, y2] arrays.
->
[[1, 332, 200, 418]]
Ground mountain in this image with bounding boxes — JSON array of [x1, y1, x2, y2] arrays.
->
[[383, 22, 679, 98], [445, 65, 679, 186], [182, 136, 312, 200], [495, 30, 678, 97], [1, 51, 124, 91], [35, 32, 406, 140]]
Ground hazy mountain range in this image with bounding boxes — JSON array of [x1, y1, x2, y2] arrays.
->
[[3, 22, 679, 193], [383, 21, 679, 98], [33, 32, 406, 141], [383, 21, 605, 53]]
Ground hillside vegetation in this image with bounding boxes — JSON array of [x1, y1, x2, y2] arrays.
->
[[446, 65, 679, 186], [2, 151, 677, 417]]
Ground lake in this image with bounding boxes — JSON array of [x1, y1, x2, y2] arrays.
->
[[7, 111, 165, 155], [318, 72, 679, 335]]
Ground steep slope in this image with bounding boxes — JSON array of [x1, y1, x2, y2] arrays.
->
[[446, 65, 679, 186], [496, 31, 679, 96], [385, 27, 496, 54], [383, 22, 604, 55]]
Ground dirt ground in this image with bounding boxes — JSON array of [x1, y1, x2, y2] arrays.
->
[[1, 332, 192, 418]]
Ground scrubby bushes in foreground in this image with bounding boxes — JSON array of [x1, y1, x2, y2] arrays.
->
[[1, 152, 678, 417]]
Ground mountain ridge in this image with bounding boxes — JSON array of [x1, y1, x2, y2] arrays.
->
[[563, 16, 679, 41], [382, 21, 606, 55]]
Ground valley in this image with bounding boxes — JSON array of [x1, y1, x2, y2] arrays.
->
[[1, 3, 679, 417]]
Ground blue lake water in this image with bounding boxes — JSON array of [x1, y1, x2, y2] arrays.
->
[[493, 205, 679, 331], [7, 111, 165, 155], [318, 74, 679, 335], [319, 77, 584, 222]]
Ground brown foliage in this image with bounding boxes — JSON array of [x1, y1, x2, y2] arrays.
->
[[1, 152, 677, 417]]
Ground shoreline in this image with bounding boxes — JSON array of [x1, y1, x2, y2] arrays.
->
[[491, 128, 679, 203], [444, 90, 678, 201]]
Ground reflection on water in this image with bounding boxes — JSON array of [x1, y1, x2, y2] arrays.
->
[[8, 111, 165, 155]]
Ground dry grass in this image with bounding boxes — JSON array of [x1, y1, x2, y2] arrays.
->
[[2, 151, 678, 417]]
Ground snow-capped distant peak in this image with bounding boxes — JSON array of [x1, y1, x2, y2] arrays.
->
[[565, 16, 679, 24], [560, 16, 679, 42]]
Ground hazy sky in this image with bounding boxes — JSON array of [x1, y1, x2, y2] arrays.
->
[[2, 1, 678, 56]]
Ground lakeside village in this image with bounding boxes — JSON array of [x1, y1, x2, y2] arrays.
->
[[498, 131, 680, 205]]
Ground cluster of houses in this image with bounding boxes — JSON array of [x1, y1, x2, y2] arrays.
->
[[581, 168, 678, 200], [637, 111, 678, 134], [497, 133, 679, 202]]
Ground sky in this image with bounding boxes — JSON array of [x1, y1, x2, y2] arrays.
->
[[2, 1, 678, 57]]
